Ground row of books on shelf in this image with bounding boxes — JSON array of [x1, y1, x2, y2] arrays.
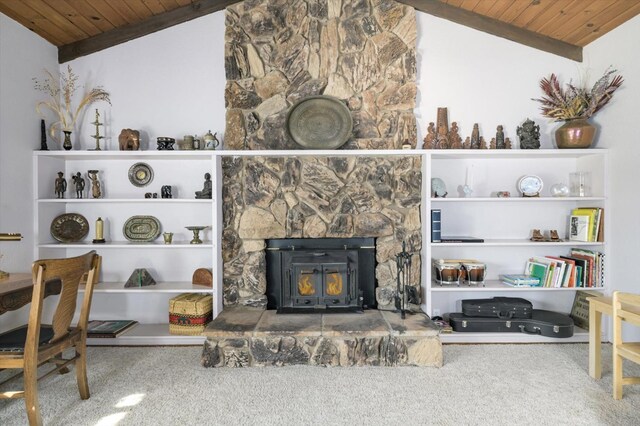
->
[[569, 207, 604, 242], [500, 248, 604, 288]]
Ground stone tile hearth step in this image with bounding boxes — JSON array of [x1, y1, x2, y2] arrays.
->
[[380, 310, 440, 337], [202, 306, 264, 337], [201, 308, 443, 368], [254, 311, 322, 337], [322, 311, 389, 337]]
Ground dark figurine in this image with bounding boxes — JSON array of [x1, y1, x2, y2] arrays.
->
[[54, 172, 67, 198], [40, 119, 48, 151], [161, 185, 172, 199], [517, 119, 541, 149], [470, 123, 482, 149], [495, 125, 506, 149], [72, 172, 85, 198], [195, 173, 212, 199], [145, 193, 152, 199]]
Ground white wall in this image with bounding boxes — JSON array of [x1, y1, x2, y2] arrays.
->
[[0, 14, 57, 268], [416, 13, 583, 147], [583, 14, 640, 340], [0, 13, 58, 330], [65, 13, 226, 150]]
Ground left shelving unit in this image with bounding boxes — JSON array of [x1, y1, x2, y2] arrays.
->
[[34, 150, 217, 345]]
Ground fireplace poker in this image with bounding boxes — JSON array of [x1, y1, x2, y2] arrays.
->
[[395, 241, 413, 319]]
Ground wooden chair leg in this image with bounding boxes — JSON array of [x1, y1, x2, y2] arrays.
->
[[613, 351, 623, 400], [24, 362, 42, 426], [75, 346, 90, 400]]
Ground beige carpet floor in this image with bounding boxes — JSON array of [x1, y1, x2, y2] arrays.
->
[[1, 343, 639, 425]]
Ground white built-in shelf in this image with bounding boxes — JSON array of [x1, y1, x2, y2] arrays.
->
[[35, 148, 424, 159], [429, 149, 607, 159], [431, 239, 604, 247], [87, 323, 205, 346], [35, 148, 607, 160], [39, 241, 213, 248], [38, 198, 212, 204], [81, 281, 213, 293], [430, 280, 605, 292], [439, 326, 590, 344], [431, 197, 606, 203], [35, 151, 213, 160]]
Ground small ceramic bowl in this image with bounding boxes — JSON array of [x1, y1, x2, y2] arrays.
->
[[157, 137, 175, 150]]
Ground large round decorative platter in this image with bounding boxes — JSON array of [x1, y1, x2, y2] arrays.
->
[[287, 95, 353, 149], [50, 213, 89, 243], [128, 162, 154, 187], [123, 216, 161, 242]]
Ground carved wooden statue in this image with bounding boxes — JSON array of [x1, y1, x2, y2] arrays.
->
[[423, 122, 436, 149], [449, 122, 463, 149], [119, 129, 140, 150]]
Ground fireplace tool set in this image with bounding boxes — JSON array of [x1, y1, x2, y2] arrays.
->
[[395, 241, 418, 319]]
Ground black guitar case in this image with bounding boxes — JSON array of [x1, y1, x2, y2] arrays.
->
[[461, 297, 532, 319], [449, 309, 574, 338]]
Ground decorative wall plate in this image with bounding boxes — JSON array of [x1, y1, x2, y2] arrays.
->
[[287, 95, 353, 149], [518, 175, 543, 197], [128, 162, 154, 187], [123, 215, 161, 242], [50, 213, 89, 243]]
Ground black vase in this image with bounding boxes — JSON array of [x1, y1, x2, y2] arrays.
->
[[63, 130, 72, 151]]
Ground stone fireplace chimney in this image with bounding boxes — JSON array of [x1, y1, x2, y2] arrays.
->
[[222, 0, 421, 311]]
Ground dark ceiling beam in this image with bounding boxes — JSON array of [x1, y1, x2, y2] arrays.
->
[[398, 0, 583, 62], [58, 0, 583, 63], [58, 0, 238, 63]]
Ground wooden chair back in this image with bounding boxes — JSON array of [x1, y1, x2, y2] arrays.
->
[[30, 251, 100, 344], [612, 291, 640, 399], [0, 251, 101, 425]]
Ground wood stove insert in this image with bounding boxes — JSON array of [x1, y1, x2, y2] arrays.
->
[[266, 238, 376, 313]]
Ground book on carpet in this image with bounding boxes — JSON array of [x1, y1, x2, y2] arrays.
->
[[87, 320, 138, 338]]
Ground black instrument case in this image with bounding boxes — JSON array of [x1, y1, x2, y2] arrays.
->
[[461, 297, 533, 319], [449, 309, 574, 338]]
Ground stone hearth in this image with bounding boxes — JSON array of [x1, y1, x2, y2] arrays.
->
[[201, 308, 442, 367]]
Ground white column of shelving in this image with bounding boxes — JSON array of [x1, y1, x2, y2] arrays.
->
[[212, 154, 224, 318]]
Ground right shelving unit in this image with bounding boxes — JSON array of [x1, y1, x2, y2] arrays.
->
[[422, 149, 608, 343]]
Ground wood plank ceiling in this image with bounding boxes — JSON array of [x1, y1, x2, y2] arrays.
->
[[0, 0, 638, 63]]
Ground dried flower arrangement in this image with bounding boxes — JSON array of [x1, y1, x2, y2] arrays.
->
[[533, 67, 623, 121], [33, 65, 111, 134]]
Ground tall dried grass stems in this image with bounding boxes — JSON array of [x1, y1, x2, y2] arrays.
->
[[33, 65, 111, 136]]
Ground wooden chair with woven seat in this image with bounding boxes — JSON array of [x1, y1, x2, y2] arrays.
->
[[612, 291, 640, 399], [0, 251, 101, 425]]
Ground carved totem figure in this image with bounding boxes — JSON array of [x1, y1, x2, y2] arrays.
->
[[422, 122, 436, 149]]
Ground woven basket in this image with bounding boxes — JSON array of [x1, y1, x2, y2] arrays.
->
[[169, 293, 213, 335]]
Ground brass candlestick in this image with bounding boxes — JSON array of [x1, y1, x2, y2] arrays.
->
[[91, 109, 104, 151]]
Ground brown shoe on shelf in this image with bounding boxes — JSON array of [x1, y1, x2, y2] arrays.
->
[[530, 229, 544, 241], [549, 229, 562, 241]]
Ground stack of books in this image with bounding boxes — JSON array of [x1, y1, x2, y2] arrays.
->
[[523, 248, 604, 288], [569, 207, 603, 242]]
